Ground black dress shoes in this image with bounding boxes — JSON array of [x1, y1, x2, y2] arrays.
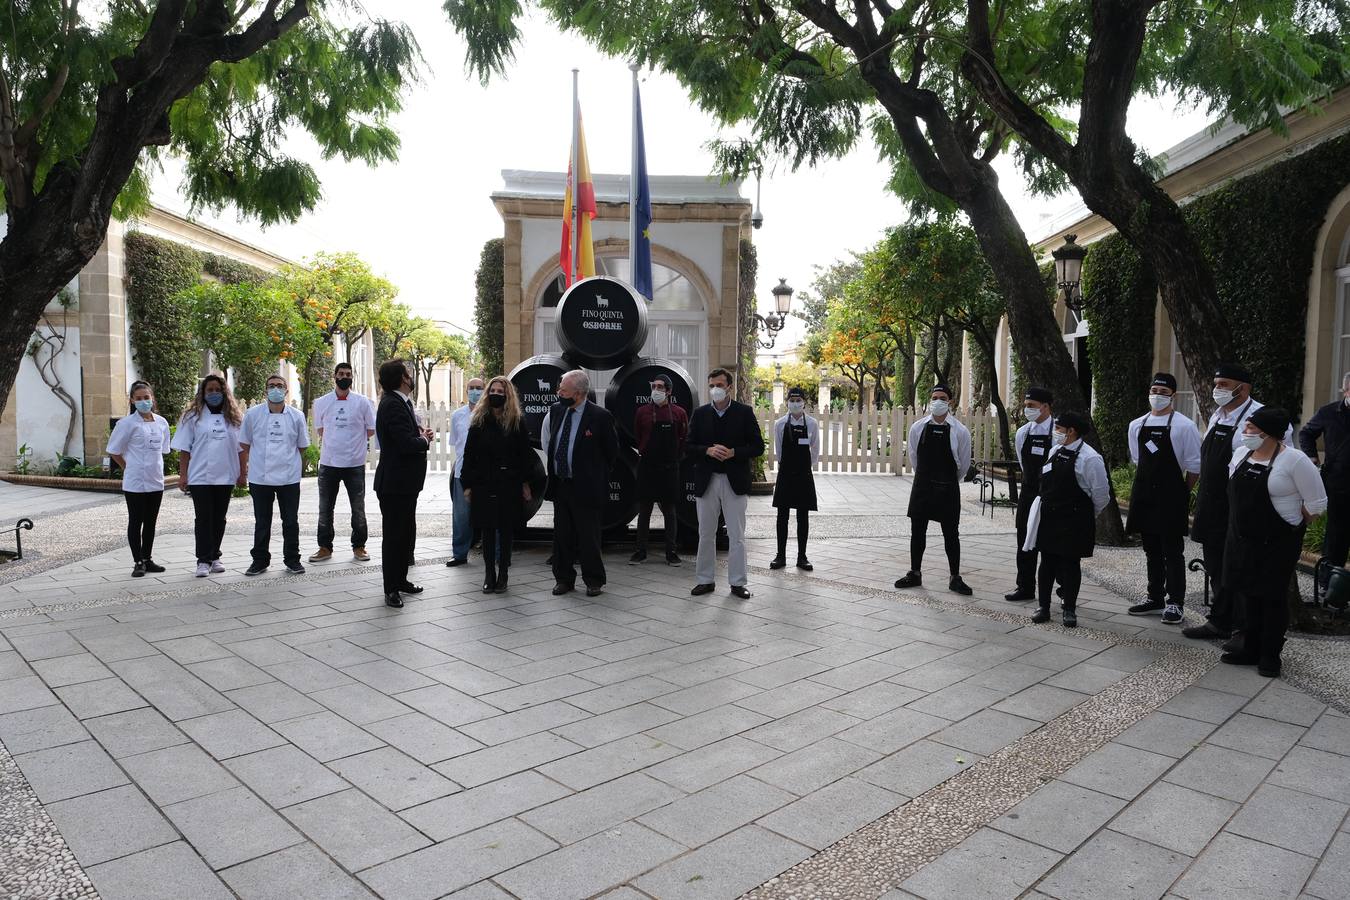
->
[[552, 583, 574, 596], [730, 585, 752, 599], [1062, 610, 1078, 628], [949, 576, 974, 596], [894, 572, 922, 589], [768, 557, 787, 570], [1031, 607, 1051, 624], [384, 592, 404, 608], [399, 583, 424, 595], [143, 560, 165, 573], [585, 586, 604, 597], [690, 583, 715, 596], [1004, 590, 1035, 602], [445, 558, 467, 568], [482, 578, 497, 594], [494, 574, 509, 593], [796, 558, 813, 571]]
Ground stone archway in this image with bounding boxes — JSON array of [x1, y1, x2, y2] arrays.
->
[[1301, 181, 1350, 416]]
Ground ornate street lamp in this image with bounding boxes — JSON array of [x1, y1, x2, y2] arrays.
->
[[1052, 234, 1089, 313], [754, 278, 793, 350]]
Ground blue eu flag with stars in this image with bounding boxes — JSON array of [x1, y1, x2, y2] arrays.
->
[[633, 84, 654, 301]]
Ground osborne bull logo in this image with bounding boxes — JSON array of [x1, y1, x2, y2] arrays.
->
[[595, 294, 609, 309], [537, 379, 551, 391]]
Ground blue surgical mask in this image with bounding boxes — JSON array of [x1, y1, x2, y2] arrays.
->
[[204, 392, 223, 408], [468, 388, 483, 405], [134, 399, 153, 414], [267, 387, 286, 404]]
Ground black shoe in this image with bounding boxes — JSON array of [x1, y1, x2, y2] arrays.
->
[[384, 592, 404, 608], [1063, 610, 1078, 628], [691, 583, 715, 596], [796, 557, 813, 572], [482, 576, 497, 594], [1128, 600, 1166, 616], [132, 561, 146, 578], [949, 576, 973, 596], [1004, 590, 1035, 603], [730, 585, 752, 599], [585, 586, 604, 597], [769, 556, 787, 570], [552, 583, 574, 596], [142, 560, 165, 574], [1221, 633, 1245, 654], [666, 552, 683, 567], [399, 583, 423, 595], [630, 550, 647, 564], [1258, 661, 1281, 678], [285, 562, 305, 575], [1160, 604, 1184, 625], [245, 562, 268, 577], [1220, 651, 1258, 666], [894, 572, 922, 589], [494, 574, 509, 594], [1031, 607, 1051, 624], [445, 558, 468, 568], [1183, 621, 1229, 640]]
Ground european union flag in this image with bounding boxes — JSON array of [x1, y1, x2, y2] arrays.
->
[[632, 82, 654, 301]]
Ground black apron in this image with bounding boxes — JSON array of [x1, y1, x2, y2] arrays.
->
[[636, 404, 680, 503], [1126, 412, 1189, 536], [773, 418, 818, 510], [1016, 423, 1054, 532], [908, 420, 960, 523], [1223, 446, 1299, 596], [1037, 445, 1097, 558], [1191, 400, 1253, 544]]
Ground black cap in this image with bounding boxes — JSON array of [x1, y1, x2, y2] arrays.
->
[[930, 384, 952, 399], [1025, 387, 1053, 404], [1056, 411, 1094, 436], [1214, 362, 1253, 384], [787, 385, 806, 399], [1151, 372, 1178, 392], [1249, 407, 1290, 440]]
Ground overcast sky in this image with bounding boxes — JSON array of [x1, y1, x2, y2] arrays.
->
[[151, 5, 1216, 356]]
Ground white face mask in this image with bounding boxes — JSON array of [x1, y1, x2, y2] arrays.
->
[[650, 390, 668, 405], [1240, 433, 1264, 451], [1148, 394, 1172, 412], [1023, 406, 1040, 422], [1052, 430, 1069, 446], [787, 400, 805, 414], [930, 399, 950, 417], [709, 386, 728, 404], [1213, 387, 1235, 407], [1342, 395, 1349, 408]]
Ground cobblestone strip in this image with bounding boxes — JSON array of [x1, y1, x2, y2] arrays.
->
[[0, 744, 98, 900], [744, 648, 1210, 900]]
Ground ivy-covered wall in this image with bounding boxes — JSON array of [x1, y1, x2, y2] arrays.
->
[[474, 238, 504, 378], [124, 232, 204, 417], [1081, 131, 1350, 456]]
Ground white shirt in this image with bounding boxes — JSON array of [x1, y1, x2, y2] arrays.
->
[[1022, 439, 1111, 552], [1015, 416, 1055, 461], [1206, 397, 1295, 452], [313, 390, 376, 468], [448, 403, 474, 479], [1127, 411, 1203, 474], [540, 400, 587, 471], [239, 404, 310, 486], [1228, 448, 1328, 525], [907, 414, 972, 475], [171, 410, 242, 486], [773, 413, 820, 466], [106, 413, 170, 493]]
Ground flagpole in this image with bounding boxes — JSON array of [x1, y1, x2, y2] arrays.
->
[[628, 62, 639, 283], [571, 68, 581, 285]]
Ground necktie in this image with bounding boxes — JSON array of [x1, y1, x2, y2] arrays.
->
[[555, 407, 574, 478]]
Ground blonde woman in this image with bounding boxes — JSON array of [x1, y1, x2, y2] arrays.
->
[[171, 373, 246, 577], [461, 376, 535, 593]]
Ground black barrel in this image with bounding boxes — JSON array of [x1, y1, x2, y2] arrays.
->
[[603, 357, 699, 443], [521, 449, 547, 522], [508, 355, 594, 449], [675, 454, 700, 534], [602, 448, 641, 532], [554, 276, 649, 370]]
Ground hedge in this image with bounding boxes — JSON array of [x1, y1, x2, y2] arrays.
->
[[474, 238, 504, 378], [124, 232, 204, 417]]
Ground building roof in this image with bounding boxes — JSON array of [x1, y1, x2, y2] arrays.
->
[[495, 170, 748, 206]]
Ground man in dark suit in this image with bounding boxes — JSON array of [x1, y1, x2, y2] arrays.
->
[[688, 367, 764, 599], [374, 359, 431, 608], [543, 369, 619, 597]]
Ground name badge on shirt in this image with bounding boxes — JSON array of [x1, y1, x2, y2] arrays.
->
[[209, 418, 226, 440], [798, 437, 811, 445], [268, 421, 284, 445], [334, 408, 349, 429], [1144, 440, 1159, 454], [1031, 445, 1045, 456]]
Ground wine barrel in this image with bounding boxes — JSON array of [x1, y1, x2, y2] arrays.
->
[[507, 355, 594, 449], [603, 357, 699, 443], [602, 448, 641, 532], [554, 276, 649, 370], [675, 454, 700, 533], [521, 449, 547, 522]]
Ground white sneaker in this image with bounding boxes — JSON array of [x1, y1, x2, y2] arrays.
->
[[209, 560, 225, 574], [195, 562, 210, 578]]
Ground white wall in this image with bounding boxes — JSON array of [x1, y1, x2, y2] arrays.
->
[[17, 323, 86, 466]]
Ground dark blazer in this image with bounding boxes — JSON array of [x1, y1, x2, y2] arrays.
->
[[1300, 399, 1350, 490], [686, 400, 765, 496], [373, 391, 429, 495], [544, 400, 619, 508]]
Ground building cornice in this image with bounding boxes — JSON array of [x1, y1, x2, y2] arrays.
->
[[130, 206, 297, 271]]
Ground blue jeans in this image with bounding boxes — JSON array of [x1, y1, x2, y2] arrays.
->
[[451, 476, 472, 561]]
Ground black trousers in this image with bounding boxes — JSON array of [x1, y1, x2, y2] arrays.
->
[[911, 518, 960, 576], [250, 482, 301, 568], [316, 465, 368, 550], [190, 485, 232, 564], [1202, 535, 1236, 630], [1141, 531, 1186, 606], [552, 481, 605, 589], [483, 527, 513, 578], [124, 491, 164, 561], [1238, 527, 1304, 667], [1038, 552, 1082, 609], [1015, 518, 1037, 594], [1322, 491, 1350, 569], [637, 500, 676, 555], [777, 507, 809, 558], [378, 491, 418, 595]]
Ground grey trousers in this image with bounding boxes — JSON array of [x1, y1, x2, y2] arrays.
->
[[695, 473, 749, 587]]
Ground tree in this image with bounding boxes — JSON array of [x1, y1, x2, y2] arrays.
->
[[795, 257, 862, 375], [0, 1, 420, 423], [474, 238, 504, 378], [407, 322, 472, 397], [373, 302, 421, 367], [818, 293, 898, 405], [958, 0, 1349, 418]]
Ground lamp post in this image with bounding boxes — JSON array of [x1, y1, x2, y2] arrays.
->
[[1052, 234, 1089, 314], [753, 278, 794, 350]]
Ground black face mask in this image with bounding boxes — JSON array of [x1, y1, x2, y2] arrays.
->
[[336, 377, 352, 391], [488, 393, 507, 409]]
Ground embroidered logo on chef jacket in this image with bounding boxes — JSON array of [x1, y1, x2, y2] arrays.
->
[[209, 415, 227, 440], [267, 415, 285, 445]]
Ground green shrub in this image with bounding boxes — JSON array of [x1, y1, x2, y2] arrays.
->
[[1110, 463, 1136, 500], [125, 232, 204, 417], [473, 238, 504, 377], [1084, 238, 1156, 470], [1305, 514, 1327, 553], [302, 444, 321, 478]]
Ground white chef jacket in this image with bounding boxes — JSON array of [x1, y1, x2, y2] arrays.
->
[[1205, 397, 1295, 452], [239, 404, 310, 486], [448, 403, 473, 479], [106, 413, 170, 493], [313, 390, 375, 468], [1228, 447, 1328, 525], [907, 414, 972, 475], [1021, 439, 1111, 551], [1127, 412, 1203, 475], [171, 410, 242, 486]]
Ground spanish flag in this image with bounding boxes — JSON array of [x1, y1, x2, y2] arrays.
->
[[561, 115, 596, 287]]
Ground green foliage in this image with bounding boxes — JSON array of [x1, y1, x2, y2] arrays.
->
[[203, 255, 268, 286], [303, 444, 321, 479], [738, 239, 759, 406], [1083, 235, 1158, 470], [473, 238, 504, 378], [1110, 464, 1138, 502], [1306, 512, 1327, 553], [15, 443, 32, 476], [124, 232, 204, 417]]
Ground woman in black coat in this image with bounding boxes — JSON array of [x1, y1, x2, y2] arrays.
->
[[461, 376, 537, 594]]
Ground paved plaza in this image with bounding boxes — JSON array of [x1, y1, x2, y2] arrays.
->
[[0, 475, 1347, 899]]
